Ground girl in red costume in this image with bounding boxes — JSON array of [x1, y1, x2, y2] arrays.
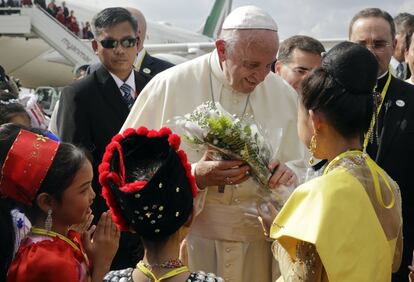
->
[[0, 124, 119, 281]]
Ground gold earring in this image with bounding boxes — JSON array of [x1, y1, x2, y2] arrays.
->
[[308, 135, 317, 166]]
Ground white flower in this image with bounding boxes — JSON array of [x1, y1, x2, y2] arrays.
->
[[184, 121, 204, 139], [250, 124, 259, 136]]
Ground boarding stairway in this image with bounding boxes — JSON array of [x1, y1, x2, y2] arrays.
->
[[0, 5, 98, 67]]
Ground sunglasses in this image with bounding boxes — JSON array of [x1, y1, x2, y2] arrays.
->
[[99, 37, 138, 49]]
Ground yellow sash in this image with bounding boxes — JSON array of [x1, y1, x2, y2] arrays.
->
[[363, 72, 392, 150], [31, 227, 80, 252], [324, 150, 395, 209]]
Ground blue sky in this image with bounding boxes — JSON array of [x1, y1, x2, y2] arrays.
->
[[133, 0, 414, 40]]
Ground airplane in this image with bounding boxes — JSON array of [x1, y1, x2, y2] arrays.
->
[[0, 0, 232, 87]]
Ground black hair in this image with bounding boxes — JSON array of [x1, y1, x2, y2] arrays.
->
[[349, 8, 395, 39], [300, 41, 378, 139], [277, 35, 325, 64], [91, 7, 138, 38], [0, 124, 88, 279], [104, 132, 194, 243], [0, 91, 30, 126]]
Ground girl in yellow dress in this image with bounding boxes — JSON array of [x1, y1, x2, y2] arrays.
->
[[261, 41, 403, 281]]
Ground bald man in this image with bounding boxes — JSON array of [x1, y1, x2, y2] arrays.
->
[[126, 7, 174, 85]]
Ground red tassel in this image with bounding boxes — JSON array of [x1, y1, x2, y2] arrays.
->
[[168, 134, 181, 150], [111, 134, 124, 143], [123, 128, 136, 138], [136, 126, 149, 136], [159, 127, 172, 136]]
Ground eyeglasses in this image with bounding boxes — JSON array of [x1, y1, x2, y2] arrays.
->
[[99, 37, 138, 49], [356, 41, 392, 53]]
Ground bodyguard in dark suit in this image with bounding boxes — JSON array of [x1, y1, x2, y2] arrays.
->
[[87, 8, 175, 86], [57, 7, 145, 270], [350, 8, 414, 281]]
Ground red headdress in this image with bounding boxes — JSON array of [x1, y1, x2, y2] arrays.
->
[[0, 130, 60, 205], [99, 127, 197, 238]]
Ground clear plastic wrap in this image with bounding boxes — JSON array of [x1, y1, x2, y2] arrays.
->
[[168, 101, 294, 209]]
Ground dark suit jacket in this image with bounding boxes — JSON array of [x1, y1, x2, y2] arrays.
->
[[137, 50, 174, 86], [56, 66, 146, 269], [367, 74, 414, 281]]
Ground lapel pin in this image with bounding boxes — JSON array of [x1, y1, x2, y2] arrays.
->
[[395, 100, 405, 107], [143, 68, 151, 74]]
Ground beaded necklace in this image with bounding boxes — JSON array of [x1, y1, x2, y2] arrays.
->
[[136, 260, 189, 282], [141, 258, 184, 269]]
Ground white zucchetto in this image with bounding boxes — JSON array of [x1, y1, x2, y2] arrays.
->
[[222, 5, 278, 32]]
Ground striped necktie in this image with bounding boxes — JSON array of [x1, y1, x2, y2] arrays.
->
[[120, 83, 135, 109], [396, 63, 404, 80]]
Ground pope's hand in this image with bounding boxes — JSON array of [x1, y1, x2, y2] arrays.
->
[[268, 160, 297, 189], [194, 151, 250, 189]]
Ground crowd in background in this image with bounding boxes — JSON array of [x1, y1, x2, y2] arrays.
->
[[0, 0, 93, 39]]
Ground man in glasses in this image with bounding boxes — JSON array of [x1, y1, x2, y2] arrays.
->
[[274, 35, 325, 93], [349, 8, 414, 282], [57, 7, 146, 270], [86, 7, 174, 84], [49, 7, 173, 136]]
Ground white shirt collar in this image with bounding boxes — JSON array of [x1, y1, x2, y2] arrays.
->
[[109, 71, 137, 98], [390, 56, 400, 69]]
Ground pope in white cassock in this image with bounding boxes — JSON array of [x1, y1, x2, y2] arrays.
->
[[122, 6, 303, 282]]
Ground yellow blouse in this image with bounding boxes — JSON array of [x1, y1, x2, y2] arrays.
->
[[270, 151, 402, 282]]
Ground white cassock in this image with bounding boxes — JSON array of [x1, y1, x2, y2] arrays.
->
[[122, 50, 303, 282]]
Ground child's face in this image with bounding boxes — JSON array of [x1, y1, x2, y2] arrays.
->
[[53, 160, 95, 226]]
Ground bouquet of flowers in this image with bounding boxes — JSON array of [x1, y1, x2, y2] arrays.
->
[[169, 101, 282, 191]]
